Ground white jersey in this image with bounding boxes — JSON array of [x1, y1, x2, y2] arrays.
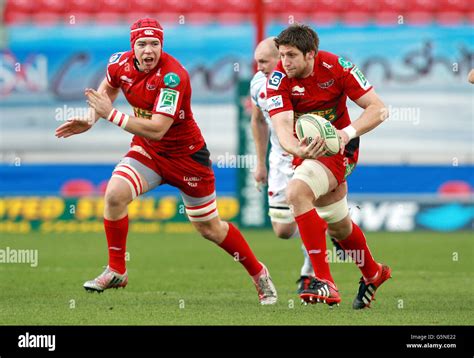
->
[[250, 71, 294, 220], [250, 71, 289, 158]]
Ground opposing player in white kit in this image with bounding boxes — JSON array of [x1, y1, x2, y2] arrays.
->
[[250, 38, 314, 292]]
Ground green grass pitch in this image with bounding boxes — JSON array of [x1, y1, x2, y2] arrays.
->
[[0, 230, 472, 325]]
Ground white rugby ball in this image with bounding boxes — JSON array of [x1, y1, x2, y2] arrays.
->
[[295, 114, 340, 156]]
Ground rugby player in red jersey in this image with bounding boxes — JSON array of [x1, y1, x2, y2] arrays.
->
[[55, 18, 277, 305], [267, 24, 391, 309]]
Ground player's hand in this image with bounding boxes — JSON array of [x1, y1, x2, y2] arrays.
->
[[253, 165, 268, 192], [85, 88, 113, 119], [336, 129, 350, 155], [55, 117, 93, 138], [297, 136, 327, 159]]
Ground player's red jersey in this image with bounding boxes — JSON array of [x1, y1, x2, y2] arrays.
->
[[106, 50, 205, 157], [266, 50, 373, 158]]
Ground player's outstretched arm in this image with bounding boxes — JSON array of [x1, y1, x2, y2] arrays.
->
[[250, 103, 270, 189], [55, 79, 120, 139], [272, 110, 326, 159], [85, 88, 173, 141]]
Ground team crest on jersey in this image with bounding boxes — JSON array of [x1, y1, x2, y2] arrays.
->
[[108, 52, 124, 64], [317, 79, 334, 89], [267, 71, 285, 90], [164, 72, 180, 88], [338, 57, 354, 69], [267, 95, 283, 111]]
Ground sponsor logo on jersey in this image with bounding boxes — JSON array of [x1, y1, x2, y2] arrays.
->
[[291, 85, 305, 95], [295, 107, 337, 123], [267, 71, 285, 90], [156, 88, 179, 115], [317, 79, 335, 89], [350, 66, 371, 90], [108, 52, 124, 64], [322, 61, 333, 69], [267, 95, 283, 111], [164, 72, 180, 88], [338, 56, 354, 69], [133, 106, 153, 119]]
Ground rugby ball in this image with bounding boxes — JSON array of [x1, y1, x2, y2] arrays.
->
[[295, 114, 340, 156]]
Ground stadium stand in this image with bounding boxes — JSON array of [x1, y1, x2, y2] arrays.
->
[[3, 0, 473, 25]]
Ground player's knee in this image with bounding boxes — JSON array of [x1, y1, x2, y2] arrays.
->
[[194, 220, 224, 243], [286, 180, 313, 207], [272, 223, 295, 239], [104, 186, 131, 209]]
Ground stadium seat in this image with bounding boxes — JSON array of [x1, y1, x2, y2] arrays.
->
[[287, 0, 317, 13], [130, 0, 163, 13], [67, 12, 95, 25], [341, 11, 372, 26], [184, 12, 217, 25], [155, 11, 184, 25], [61, 179, 95, 197], [215, 12, 249, 25], [309, 11, 339, 26], [436, 0, 469, 12], [376, 0, 409, 12], [345, 0, 376, 12], [222, 0, 254, 13], [436, 11, 466, 25], [190, 0, 221, 13], [161, 0, 189, 13], [32, 12, 64, 26], [374, 11, 402, 26], [38, 0, 69, 14], [406, 11, 434, 25], [5, 0, 39, 13], [125, 12, 158, 24], [100, 0, 131, 13], [4, 10, 31, 25], [314, 0, 345, 13], [68, 0, 100, 13], [95, 12, 125, 24], [277, 11, 313, 25], [410, 0, 438, 12]]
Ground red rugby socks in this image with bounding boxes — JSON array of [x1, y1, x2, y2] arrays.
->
[[337, 221, 379, 279], [218, 223, 263, 276], [295, 209, 334, 284], [104, 215, 129, 275]]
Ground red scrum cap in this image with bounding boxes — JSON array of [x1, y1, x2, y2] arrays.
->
[[130, 18, 164, 48]]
